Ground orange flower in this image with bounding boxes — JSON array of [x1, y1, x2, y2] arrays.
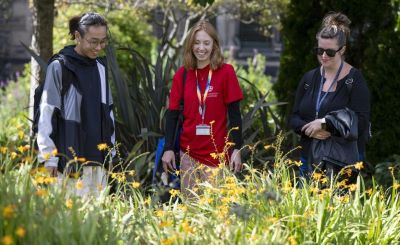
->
[[2, 204, 16, 219], [1, 235, 13, 245]]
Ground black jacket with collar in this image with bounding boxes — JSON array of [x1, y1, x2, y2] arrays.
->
[[37, 45, 115, 173]]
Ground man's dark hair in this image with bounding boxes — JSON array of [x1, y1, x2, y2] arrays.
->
[[68, 12, 108, 40]]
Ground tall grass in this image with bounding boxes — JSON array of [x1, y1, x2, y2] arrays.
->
[[1, 131, 400, 244]]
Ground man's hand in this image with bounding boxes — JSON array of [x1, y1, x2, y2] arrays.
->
[[229, 149, 242, 174], [161, 150, 176, 173], [46, 166, 58, 177]]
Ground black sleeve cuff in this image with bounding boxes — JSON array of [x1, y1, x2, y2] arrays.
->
[[164, 109, 180, 151], [228, 100, 243, 149]]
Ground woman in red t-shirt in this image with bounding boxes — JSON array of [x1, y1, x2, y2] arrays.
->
[[161, 20, 244, 196]]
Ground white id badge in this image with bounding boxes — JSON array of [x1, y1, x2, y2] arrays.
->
[[196, 124, 211, 135]]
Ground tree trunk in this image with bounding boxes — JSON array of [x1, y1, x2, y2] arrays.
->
[[29, 0, 54, 129]]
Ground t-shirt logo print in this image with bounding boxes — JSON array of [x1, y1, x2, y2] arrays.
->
[[208, 85, 219, 98]]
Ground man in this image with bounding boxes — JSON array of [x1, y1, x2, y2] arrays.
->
[[37, 12, 115, 197]]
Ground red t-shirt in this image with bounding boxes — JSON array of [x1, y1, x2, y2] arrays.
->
[[168, 63, 244, 167]]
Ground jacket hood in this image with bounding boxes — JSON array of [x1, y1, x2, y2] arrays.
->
[[59, 45, 97, 67]]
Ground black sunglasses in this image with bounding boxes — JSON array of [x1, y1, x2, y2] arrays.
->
[[314, 46, 343, 57]]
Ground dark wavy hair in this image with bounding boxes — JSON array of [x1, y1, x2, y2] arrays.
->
[[68, 12, 108, 40]]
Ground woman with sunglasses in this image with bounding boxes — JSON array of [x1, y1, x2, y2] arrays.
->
[[290, 12, 370, 178]]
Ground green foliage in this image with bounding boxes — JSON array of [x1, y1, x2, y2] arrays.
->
[[1, 134, 400, 244], [0, 65, 30, 146], [233, 55, 284, 143], [53, 3, 155, 72], [274, 0, 400, 163]]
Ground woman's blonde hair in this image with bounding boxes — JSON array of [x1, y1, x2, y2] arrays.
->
[[183, 20, 224, 70]]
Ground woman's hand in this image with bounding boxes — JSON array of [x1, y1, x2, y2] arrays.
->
[[161, 150, 176, 173], [302, 119, 331, 140], [229, 149, 242, 173]]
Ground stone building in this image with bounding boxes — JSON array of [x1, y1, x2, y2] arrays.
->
[[0, 0, 32, 83]]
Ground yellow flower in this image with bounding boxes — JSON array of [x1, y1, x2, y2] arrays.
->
[[15, 226, 26, 238], [338, 195, 350, 203], [34, 176, 45, 185], [2, 205, 15, 219], [144, 196, 151, 205], [159, 220, 172, 228], [1, 235, 13, 245], [282, 181, 292, 192], [23, 156, 32, 164], [336, 179, 348, 188], [181, 221, 194, 233], [65, 199, 73, 209], [97, 143, 108, 151], [131, 182, 140, 188], [174, 170, 180, 176], [0, 147, 7, 154], [366, 188, 373, 196], [210, 152, 218, 159], [169, 189, 180, 198], [342, 168, 352, 177], [288, 236, 298, 245], [312, 172, 322, 181], [42, 153, 51, 161], [18, 130, 25, 140], [52, 148, 58, 156], [354, 161, 364, 170], [264, 144, 273, 150], [74, 157, 86, 163], [17, 145, 25, 153], [161, 235, 177, 245], [35, 189, 48, 197], [294, 160, 302, 166], [10, 152, 17, 160], [75, 180, 83, 190], [71, 172, 80, 179], [244, 175, 251, 181], [155, 209, 166, 218], [309, 187, 319, 194], [38, 166, 47, 173], [128, 170, 135, 176], [43, 177, 57, 185], [348, 184, 357, 191]]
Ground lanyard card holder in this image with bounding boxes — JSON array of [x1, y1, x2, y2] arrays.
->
[[196, 124, 211, 135]]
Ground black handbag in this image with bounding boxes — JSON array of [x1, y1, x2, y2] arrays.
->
[[309, 107, 359, 176]]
